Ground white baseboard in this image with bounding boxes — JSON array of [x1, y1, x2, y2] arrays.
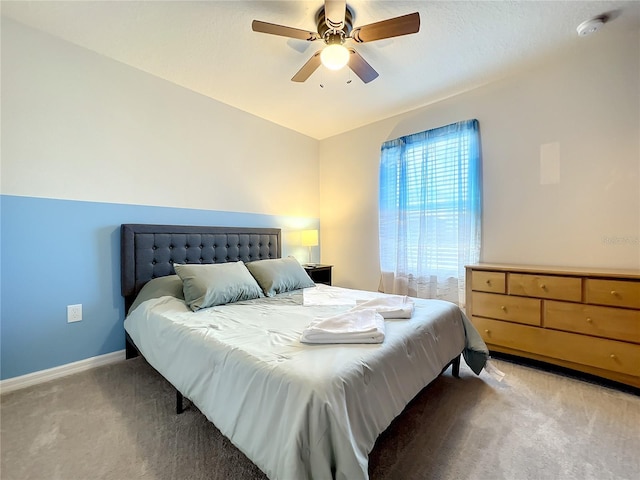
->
[[0, 350, 126, 395]]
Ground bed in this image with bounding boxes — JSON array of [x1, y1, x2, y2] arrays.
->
[[121, 224, 488, 480]]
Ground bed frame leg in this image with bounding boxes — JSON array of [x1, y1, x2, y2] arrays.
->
[[176, 391, 184, 414], [452, 355, 461, 378], [125, 335, 140, 359]]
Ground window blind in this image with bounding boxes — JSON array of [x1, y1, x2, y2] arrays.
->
[[379, 119, 481, 304]]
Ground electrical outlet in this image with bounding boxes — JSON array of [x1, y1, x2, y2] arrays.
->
[[67, 304, 82, 323]]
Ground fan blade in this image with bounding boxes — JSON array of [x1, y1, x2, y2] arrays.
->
[[351, 12, 420, 43], [292, 51, 322, 82], [325, 0, 346, 30], [347, 49, 379, 84], [252, 20, 320, 41]]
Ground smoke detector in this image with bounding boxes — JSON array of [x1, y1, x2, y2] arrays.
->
[[577, 16, 606, 37]]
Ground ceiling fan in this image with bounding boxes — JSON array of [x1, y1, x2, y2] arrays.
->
[[251, 0, 420, 84]]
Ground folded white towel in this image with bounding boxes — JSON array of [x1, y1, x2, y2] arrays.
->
[[302, 284, 357, 306], [352, 295, 415, 319], [301, 309, 385, 344]]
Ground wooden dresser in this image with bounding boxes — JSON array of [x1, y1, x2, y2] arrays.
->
[[465, 264, 640, 388]]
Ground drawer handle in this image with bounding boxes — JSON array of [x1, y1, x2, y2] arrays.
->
[[539, 283, 546, 289], [586, 317, 592, 323], [610, 290, 617, 296], [610, 354, 617, 360], [485, 279, 491, 285], [484, 329, 490, 334], [500, 305, 506, 311]]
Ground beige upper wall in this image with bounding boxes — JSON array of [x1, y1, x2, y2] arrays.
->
[[1, 18, 319, 219], [320, 29, 640, 291], [4, 18, 638, 291]]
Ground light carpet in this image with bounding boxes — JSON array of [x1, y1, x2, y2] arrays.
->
[[1, 357, 638, 480]]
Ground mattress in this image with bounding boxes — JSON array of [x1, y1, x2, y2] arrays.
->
[[124, 285, 485, 480]]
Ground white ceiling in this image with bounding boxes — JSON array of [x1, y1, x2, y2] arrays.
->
[[2, 1, 639, 139]]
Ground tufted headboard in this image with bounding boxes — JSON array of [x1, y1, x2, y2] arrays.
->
[[120, 224, 281, 312]]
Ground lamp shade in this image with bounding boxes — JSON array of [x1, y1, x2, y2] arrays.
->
[[301, 229, 319, 247]]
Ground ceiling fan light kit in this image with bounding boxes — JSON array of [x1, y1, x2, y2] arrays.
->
[[321, 44, 350, 70], [252, 0, 420, 84]]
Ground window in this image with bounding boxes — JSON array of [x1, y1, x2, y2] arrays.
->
[[378, 119, 481, 305]]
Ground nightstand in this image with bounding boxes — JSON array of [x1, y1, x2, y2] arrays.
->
[[304, 264, 333, 286]]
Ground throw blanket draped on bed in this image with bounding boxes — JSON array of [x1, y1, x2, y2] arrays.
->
[[125, 285, 488, 480]]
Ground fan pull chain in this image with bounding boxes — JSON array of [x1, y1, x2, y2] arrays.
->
[[318, 67, 352, 88]]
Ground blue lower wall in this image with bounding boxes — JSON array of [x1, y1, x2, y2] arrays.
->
[[0, 195, 317, 380]]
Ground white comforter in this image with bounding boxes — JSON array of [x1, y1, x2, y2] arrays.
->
[[124, 286, 474, 480]]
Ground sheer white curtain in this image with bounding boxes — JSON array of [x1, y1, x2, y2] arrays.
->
[[378, 119, 482, 307]]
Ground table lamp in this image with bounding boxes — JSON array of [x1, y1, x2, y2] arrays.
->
[[301, 229, 319, 266]]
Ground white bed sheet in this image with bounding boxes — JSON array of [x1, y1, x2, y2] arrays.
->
[[124, 286, 469, 480]]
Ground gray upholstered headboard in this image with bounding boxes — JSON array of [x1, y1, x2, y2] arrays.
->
[[120, 224, 281, 312]]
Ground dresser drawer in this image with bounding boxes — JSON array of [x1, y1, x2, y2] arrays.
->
[[508, 273, 582, 302], [473, 317, 640, 378], [471, 271, 506, 293], [585, 279, 640, 309], [472, 292, 540, 326], [473, 317, 540, 352], [545, 300, 640, 344]]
